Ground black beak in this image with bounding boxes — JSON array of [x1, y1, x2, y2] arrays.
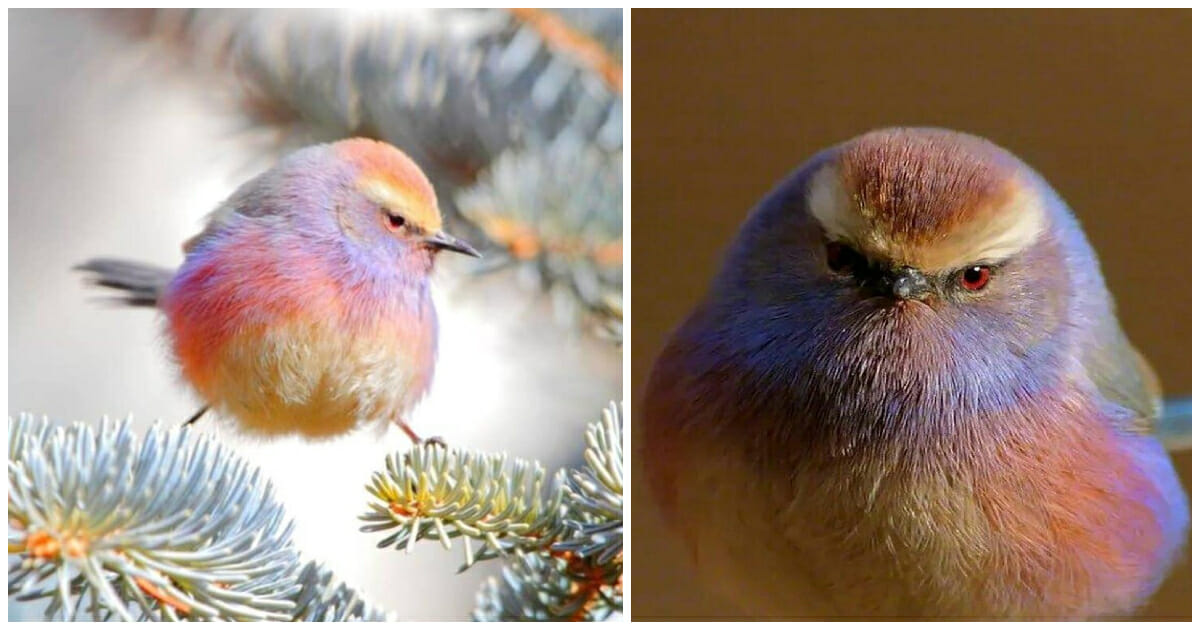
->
[[888, 266, 933, 301], [425, 231, 481, 258]]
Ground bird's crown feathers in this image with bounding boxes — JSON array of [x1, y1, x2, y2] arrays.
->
[[336, 138, 443, 234], [807, 128, 1047, 271]]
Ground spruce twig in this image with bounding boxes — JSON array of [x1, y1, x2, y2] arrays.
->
[[8, 404, 623, 622], [360, 443, 569, 569], [457, 132, 622, 338], [8, 415, 300, 621], [365, 402, 624, 621], [474, 402, 624, 621], [292, 560, 389, 622]]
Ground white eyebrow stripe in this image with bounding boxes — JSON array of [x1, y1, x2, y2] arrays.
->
[[806, 164, 862, 243], [934, 187, 1045, 268], [805, 164, 1045, 269], [357, 176, 443, 232], [359, 178, 411, 209]]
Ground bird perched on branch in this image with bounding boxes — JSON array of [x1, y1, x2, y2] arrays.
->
[[78, 138, 479, 441], [643, 128, 1188, 619]]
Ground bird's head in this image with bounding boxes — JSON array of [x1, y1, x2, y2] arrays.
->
[[799, 128, 1064, 316], [709, 128, 1097, 433], [329, 138, 479, 270]]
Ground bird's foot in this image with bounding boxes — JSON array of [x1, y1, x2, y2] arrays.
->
[[397, 419, 447, 449], [183, 406, 210, 427]]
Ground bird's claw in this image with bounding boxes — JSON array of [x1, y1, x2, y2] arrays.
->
[[397, 419, 446, 449]]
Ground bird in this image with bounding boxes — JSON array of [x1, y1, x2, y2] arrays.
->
[[642, 128, 1188, 619], [77, 138, 480, 442]]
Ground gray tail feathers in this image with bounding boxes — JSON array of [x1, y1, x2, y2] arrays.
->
[[75, 258, 175, 307], [1159, 397, 1191, 452]]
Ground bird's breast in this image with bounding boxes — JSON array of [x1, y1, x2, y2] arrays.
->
[[163, 243, 437, 438], [203, 306, 435, 438], [659, 385, 1187, 618]]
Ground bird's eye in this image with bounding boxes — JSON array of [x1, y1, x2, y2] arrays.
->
[[384, 211, 406, 231], [959, 265, 991, 291], [826, 242, 861, 274]]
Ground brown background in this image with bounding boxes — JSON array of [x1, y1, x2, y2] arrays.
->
[[631, 9, 1190, 619]]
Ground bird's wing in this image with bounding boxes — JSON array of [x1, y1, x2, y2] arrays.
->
[[1158, 397, 1191, 451], [182, 195, 272, 254], [182, 205, 237, 253], [641, 309, 726, 567], [182, 173, 278, 254], [641, 334, 692, 533], [1082, 309, 1161, 436]]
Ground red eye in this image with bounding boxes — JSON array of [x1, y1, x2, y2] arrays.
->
[[385, 212, 406, 231], [826, 242, 859, 273], [959, 265, 991, 291]]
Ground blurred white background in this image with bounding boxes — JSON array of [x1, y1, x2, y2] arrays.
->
[[9, 9, 620, 621]]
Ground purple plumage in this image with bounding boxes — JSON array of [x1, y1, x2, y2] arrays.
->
[[85, 138, 479, 440], [643, 128, 1187, 618]]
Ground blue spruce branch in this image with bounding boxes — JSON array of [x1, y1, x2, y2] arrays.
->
[[458, 131, 622, 338], [8, 415, 301, 621], [364, 402, 624, 621], [292, 561, 390, 622], [8, 403, 624, 621]]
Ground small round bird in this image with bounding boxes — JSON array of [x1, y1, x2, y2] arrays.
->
[[643, 128, 1188, 619], [79, 138, 480, 441]]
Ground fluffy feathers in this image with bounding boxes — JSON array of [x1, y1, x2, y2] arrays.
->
[[81, 138, 472, 440], [643, 127, 1188, 619]]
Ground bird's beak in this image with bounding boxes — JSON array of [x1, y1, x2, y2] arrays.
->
[[888, 266, 933, 301], [424, 231, 481, 258]]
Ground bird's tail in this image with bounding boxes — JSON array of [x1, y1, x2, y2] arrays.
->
[[1158, 397, 1191, 452], [75, 258, 174, 307]]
